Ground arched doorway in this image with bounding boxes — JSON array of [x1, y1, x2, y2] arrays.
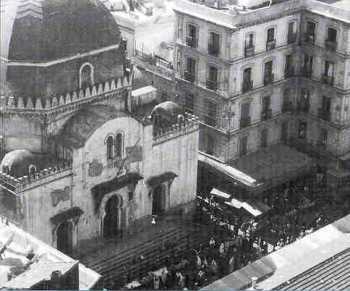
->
[[56, 221, 73, 255], [152, 184, 166, 216], [103, 195, 122, 239]]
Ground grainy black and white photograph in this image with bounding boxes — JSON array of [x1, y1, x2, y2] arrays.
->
[[0, 0, 350, 289]]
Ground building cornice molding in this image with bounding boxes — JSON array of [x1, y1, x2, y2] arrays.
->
[[1, 43, 120, 67]]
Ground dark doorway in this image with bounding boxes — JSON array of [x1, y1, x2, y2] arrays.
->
[[57, 221, 73, 255], [152, 184, 166, 216], [103, 196, 121, 239]]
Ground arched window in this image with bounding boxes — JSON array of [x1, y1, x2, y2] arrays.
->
[[115, 133, 123, 158], [106, 136, 114, 160], [79, 63, 94, 89]]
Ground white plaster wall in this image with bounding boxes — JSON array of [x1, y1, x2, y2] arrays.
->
[[21, 174, 73, 245]]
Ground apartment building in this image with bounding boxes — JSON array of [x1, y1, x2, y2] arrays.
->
[[171, 0, 350, 187]]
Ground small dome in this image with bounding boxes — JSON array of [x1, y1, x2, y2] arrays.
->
[[1, 150, 35, 177], [151, 101, 182, 117], [0, 149, 53, 178]]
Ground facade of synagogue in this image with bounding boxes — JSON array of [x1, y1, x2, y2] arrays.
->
[[0, 0, 199, 255]]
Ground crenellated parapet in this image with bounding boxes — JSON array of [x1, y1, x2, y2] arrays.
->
[[1, 75, 131, 115], [0, 162, 73, 193], [153, 113, 199, 145]]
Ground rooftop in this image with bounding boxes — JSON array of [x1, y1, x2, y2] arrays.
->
[[202, 214, 350, 290], [0, 216, 101, 289], [173, 0, 350, 29], [318, 0, 350, 11], [229, 144, 314, 190]]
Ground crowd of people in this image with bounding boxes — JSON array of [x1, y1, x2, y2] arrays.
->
[[123, 231, 264, 290], [122, 172, 350, 290]]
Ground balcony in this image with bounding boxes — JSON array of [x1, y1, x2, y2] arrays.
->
[[264, 73, 274, 86], [301, 67, 312, 78], [297, 102, 310, 113], [240, 117, 251, 129], [208, 44, 220, 57], [205, 116, 217, 127], [206, 79, 218, 91], [304, 33, 315, 44], [318, 108, 331, 121], [261, 109, 272, 121], [242, 80, 253, 93], [186, 37, 198, 48], [266, 39, 276, 51], [322, 75, 334, 86], [282, 101, 294, 113], [244, 45, 255, 57], [287, 33, 297, 44], [284, 67, 295, 78], [184, 71, 195, 83], [325, 40, 337, 51]]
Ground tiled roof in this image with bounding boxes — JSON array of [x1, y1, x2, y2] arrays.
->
[[275, 248, 350, 291]]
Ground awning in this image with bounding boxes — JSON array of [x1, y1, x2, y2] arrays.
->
[[210, 188, 231, 200], [91, 172, 143, 212], [225, 198, 270, 218], [146, 172, 177, 188], [50, 207, 84, 225], [229, 144, 314, 192], [198, 152, 260, 189]]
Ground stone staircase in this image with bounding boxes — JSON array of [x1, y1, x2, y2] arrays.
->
[[79, 221, 209, 288]]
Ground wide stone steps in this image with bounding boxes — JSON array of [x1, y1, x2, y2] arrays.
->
[[81, 223, 209, 288]]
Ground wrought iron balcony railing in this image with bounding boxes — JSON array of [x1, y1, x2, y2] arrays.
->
[[244, 45, 255, 57], [208, 44, 220, 57], [186, 37, 198, 48], [184, 71, 195, 83], [284, 67, 295, 78], [301, 67, 312, 78], [206, 79, 218, 91], [322, 75, 334, 86], [304, 33, 315, 44], [318, 108, 331, 121], [264, 73, 274, 86], [287, 33, 297, 44], [261, 109, 272, 121], [282, 101, 294, 113], [325, 40, 337, 51], [266, 39, 276, 51], [240, 117, 251, 129], [242, 80, 253, 93]]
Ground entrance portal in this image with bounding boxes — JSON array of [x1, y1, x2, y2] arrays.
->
[[103, 195, 122, 238], [56, 221, 73, 255], [152, 184, 166, 216]]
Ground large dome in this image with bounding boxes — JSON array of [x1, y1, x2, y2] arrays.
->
[[1, 0, 121, 63], [0, 0, 124, 97]]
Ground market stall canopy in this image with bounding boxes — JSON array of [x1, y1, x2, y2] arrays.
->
[[225, 198, 270, 218], [229, 144, 314, 192], [199, 152, 260, 189], [210, 188, 231, 200]]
